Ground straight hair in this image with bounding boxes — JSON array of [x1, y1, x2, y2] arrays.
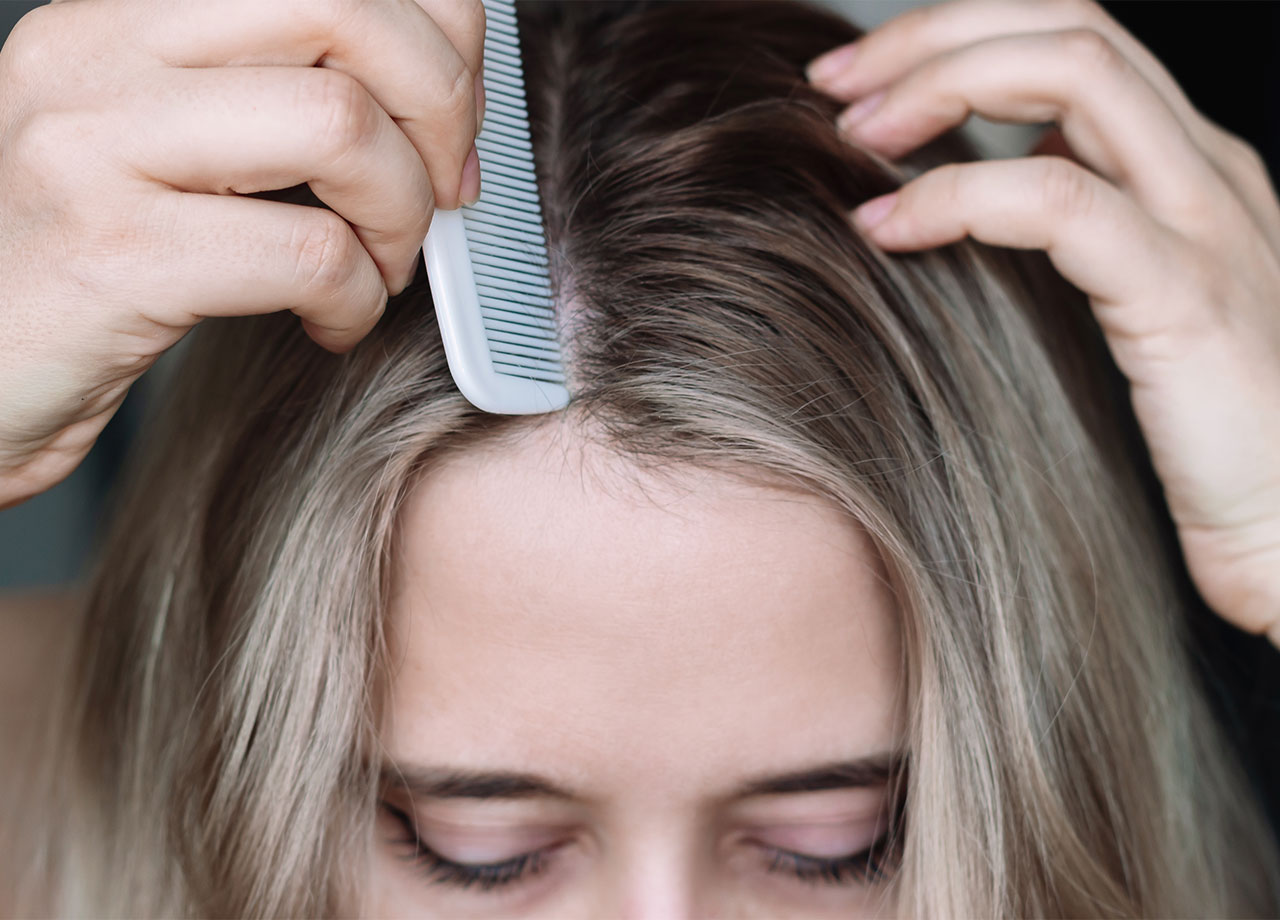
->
[[20, 1, 1280, 915]]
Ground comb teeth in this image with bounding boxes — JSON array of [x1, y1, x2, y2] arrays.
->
[[422, 0, 569, 414]]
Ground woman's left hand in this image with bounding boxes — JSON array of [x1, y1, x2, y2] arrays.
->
[[807, 0, 1280, 647]]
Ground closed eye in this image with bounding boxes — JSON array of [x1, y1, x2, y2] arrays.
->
[[381, 800, 559, 892]]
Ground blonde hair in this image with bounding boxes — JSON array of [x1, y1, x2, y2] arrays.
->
[[22, 1, 1280, 915]]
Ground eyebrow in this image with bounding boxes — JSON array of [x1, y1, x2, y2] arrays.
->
[[730, 753, 903, 798], [379, 753, 904, 803]]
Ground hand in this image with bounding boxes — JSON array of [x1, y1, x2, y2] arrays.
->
[[0, 0, 485, 509], [807, 0, 1280, 646]]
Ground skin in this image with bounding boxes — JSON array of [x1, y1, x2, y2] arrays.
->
[[373, 420, 905, 918], [807, 0, 1280, 646], [0, 0, 1276, 632], [0, 0, 1277, 911], [0, 0, 484, 508]]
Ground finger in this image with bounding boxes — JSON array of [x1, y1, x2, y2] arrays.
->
[[141, 191, 392, 353], [808, 0, 1204, 138], [852, 157, 1184, 316], [1198, 124, 1280, 255], [124, 0, 481, 210], [413, 0, 486, 80], [120, 66, 433, 297], [412, 0, 487, 140], [810, 0, 1279, 255], [834, 30, 1230, 229]]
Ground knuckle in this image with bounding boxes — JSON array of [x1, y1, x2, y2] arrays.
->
[[0, 4, 63, 83], [872, 5, 933, 54], [332, 290, 385, 339], [1215, 126, 1268, 178], [313, 294, 383, 340], [461, 0, 486, 31], [303, 69, 379, 162], [7, 110, 74, 177], [1038, 156, 1096, 220], [458, 0, 487, 55], [1047, 0, 1105, 24], [1057, 27, 1123, 76], [291, 212, 359, 296], [891, 5, 931, 38], [436, 57, 476, 129], [296, 0, 366, 38]]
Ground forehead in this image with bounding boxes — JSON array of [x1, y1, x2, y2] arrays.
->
[[383, 420, 904, 794]]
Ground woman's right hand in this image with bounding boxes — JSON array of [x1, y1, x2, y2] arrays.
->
[[0, 0, 485, 509]]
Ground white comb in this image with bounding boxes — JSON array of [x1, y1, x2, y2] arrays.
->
[[422, 0, 569, 415]]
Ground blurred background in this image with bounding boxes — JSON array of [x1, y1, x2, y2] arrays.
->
[[1, 0, 1279, 831]]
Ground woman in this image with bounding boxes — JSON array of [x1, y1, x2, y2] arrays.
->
[[2, 0, 1279, 916]]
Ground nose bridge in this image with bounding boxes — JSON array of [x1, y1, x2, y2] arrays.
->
[[595, 808, 715, 920]]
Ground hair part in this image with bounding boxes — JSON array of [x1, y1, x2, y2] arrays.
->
[[25, 1, 1280, 916]]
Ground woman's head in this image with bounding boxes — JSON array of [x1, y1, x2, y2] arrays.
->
[[375, 421, 906, 916], [50, 1, 1278, 917]]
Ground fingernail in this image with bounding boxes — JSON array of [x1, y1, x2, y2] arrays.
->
[[460, 144, 481, 206], [837, 89, 885, 134], [806, 41, 859, 84], [474, 68, 486, 138], [853, 191, 899, 229]]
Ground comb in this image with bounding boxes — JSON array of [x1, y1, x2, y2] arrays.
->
[[422, 0, 569, 415]]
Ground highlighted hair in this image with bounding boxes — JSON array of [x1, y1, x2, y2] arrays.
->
[[23, 2, 1279, 915]]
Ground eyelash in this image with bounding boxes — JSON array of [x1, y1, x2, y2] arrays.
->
[[382, 801, 903, 893], [383, 803, 553, 892], [763, 830, 901, 886]]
